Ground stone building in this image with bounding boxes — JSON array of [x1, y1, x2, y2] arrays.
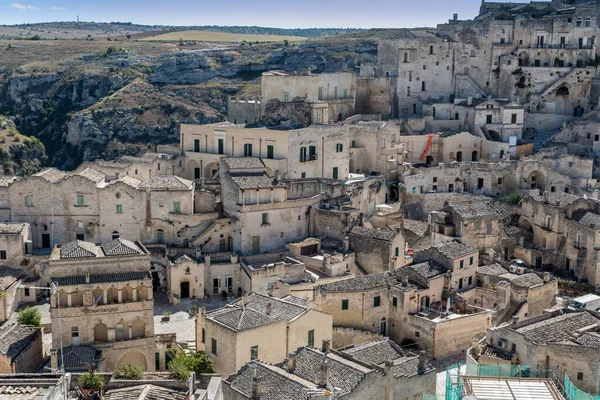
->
[[348, 227, 406, 274], [461, 264, 557, 324], [223, 339, 436, 400], [240, 253, 307, 295], [196, 292, 332, 376], [0, 323, 44, 373], [47, 238, 165, 372], [0, 266, 26, 323], [0, 223, 31, 266], [474, 309, 600, 395]]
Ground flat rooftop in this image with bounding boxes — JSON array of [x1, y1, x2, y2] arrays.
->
[[463, 377, 564, 400]]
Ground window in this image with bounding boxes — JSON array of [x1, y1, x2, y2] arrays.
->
[[24, 287, 30, 296], [301, 172, 306, 178], [422, 81, 426, 91], [498, 177, 502, 185], [116, 204, 123, 214], [403, 52, 409, 63], [511, 114, 517, 124], [244, 143, 253, 157], [201, 328, 205, 343], [374, 296, 381, 307], [156, 229, 164, 244], [460, 260, 464, 269], [24, 195, 33, 207], [423, 65, 426, 70], [332, 167, 339, 180], [172, 202, 181, 214], [309, 146, 317, 161], [308, 330, 315, 347], [343, 89, 348, 98], [407, 86, 411, 96], [429, 45, 434, 55], [395, 247, 399, 257], [71, 326, 79, 338], [211, 338, 218, 355], [318, 87, 324, 100], [500, 38, 505, 44], [76, 195, 85, 207], [283, 92, 290, 102], [262, 213, 269, 225], [267, 145, 274, 159], [341, 299, 349, 310], [468, 276, 473, 286], [458, 278, 464, 290], [392, 297, 398, 307], [250, 345, 259, 360], [469, 256, 474, 265], [76, 234, 84, 241], [486, 115, 493, 124], [218, 138, 224, 155], [577, 17, 583, 27], [155, 353, 160, 370], [334, 87, 338, 99], [585, 17, 591, 27], [336, 143, 343, 153], [578, 372, 584, 381], [511, 343, 516, 353], [0, 251, 6, 260], [486, 223, 492, 235], [194, 139, 200, 152]]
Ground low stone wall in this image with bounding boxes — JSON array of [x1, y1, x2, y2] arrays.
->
[[332, 326, 384, 349]]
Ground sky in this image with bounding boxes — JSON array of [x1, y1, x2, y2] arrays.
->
[[0, 0, 533, 28]]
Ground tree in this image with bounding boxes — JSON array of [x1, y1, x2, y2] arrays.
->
[[113, 364, 143, 380], [168, 350, 214, 380], [18, 306, 41, 327], [126, 34, 132, 40]]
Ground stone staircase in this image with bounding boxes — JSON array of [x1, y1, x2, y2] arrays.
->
[[498, 301, 526, 325]]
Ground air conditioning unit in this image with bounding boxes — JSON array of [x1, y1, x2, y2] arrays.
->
[[418, 312, 429, 317], [509, 265, 518, 273], [517, 267, 525, 275]]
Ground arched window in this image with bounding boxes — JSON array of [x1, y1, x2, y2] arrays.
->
[[122, 285, 133, 302], [94, 323, 108, 343], [132, 319, 145, 339], [585, 17, 592, 27], [107, 287, 119, 304], [546, 215, 552, 230], [58, 290, 68, 308], [70, 291, 83, 307], [137, 284, 148, 301], [112, 231, 120, 240], [577, 17, 583, 27], [92, 288, 103, 306], [116, 323, 125, 341], [156, 229, 164, 244]]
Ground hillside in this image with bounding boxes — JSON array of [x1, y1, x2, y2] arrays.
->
[[0, 116, 47, 175]]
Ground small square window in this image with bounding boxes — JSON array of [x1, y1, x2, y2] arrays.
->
[[415, 331, 420, 337], [577, 372, 584, 381], [250, 345, 259, 360], [76, 195, 85, 207], [116, 204, 123, 214], [24, 195, 34, 207], [342, 299, 349, 310], [374, 296, 381, 307], [336, 143, 343, 152], [0, 250, 6, 260]]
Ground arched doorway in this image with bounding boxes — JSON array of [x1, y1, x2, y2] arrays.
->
[[118, 352, 148, 371], [456, 151, 463, 162], [526, 170, 545, 190], [107, 287, 119, 304], [180, 280, 190, 299], [71, 291, 83, 307], [518, 51, 529, 66], [156, 229, 164, 244], [94, 323, 108, 343], [556, 86, 569, 96], [574, 106, 584, 117], [472, 151, 479, 162], [421, 295, 431, 310], [380, 318, 387, 336], [337, 113, 343, 122], [186, 159, 200, 181], [204, 162, 219, 179]]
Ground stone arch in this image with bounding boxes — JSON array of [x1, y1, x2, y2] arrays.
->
[[518, 51, 529, 67], [107, 287, 119, 304], [156, 229, 165, 244], [456, 151, 463, 162], [92, 288, 103, 305], [137, 284, 148, 301], [556, 86, 569, 96], [94, 323, 108, 343], [132, 318, 145, 339], [472, 151, 479, 162], [122, 285, 133, 302], [115, 321, 127, 341], [536, 51, 551, 67], [526, 170, 545, 190], [577, 52, 591, 67], [71, 290, 83, 307], [204, 162, 219, 179], [112, 231, 120, 240], [117, 351, 148, 371], [337, 113, 343, 122], [520, 219, 533, 233], [186, 159, 200, 181], [58, 290, 68, 307]]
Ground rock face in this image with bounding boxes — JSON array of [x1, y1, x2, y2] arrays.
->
[[258, 98, 311, 128], [0, 38, 377, 170]]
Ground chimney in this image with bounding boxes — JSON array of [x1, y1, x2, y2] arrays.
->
[[85, 273, 90, 284], [115, 172, 120, 179], [543, 192, 549, 203], [343, 237, 350, 252], [205, 254, 211, 267], [543, 272, 550, 283], [275, 170, 281, 182], [418, 351, 426, 375], [322, 339, 331, 354], [251, 371, 262, 399], [467, 96, 473, 106], [402, 275, 409, 287], [242, 293, 249, 306], [287, 352, 297, 373], [266, 302, 273, 316], [319, 355, 329, 388], [512, 316, 519, 324]]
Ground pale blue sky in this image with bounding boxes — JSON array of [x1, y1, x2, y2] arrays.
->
[[0, 0, 532, 28]]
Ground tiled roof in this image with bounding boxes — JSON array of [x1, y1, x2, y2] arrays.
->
[[572, 211, 600, 229], [404, 219, 428, 237], [224, 157, 265, 170], [514, 312, 600, 345], [53, 271, 151, 286], [504, 273, 543, 288], [431, 241, 477, 259], [206, 293, 307, 331], [319, 272, 390, 293], [0, 266, 26, 291], [104, 384, 187, 400], [448, 202, 502, 219], [226, 361, 313, 400], [0, 176, 18, 187], [58, 346, 101, 372], [0, 384, 49, 399], [406, 261, 448, 279], [101, 238, 144, 256], [59, 240, 97, 259], [33, 168, 68, 183], [281, 295, 309, 307], [0, 223, 27, 234], [138, 175, 193, 190], [349, 226, 397, 241], [574, 332, 600, 347], [0, 324, 40, 360], [230, 173, 283, 190], [530, 191, 580, 207], [293, 347, 371, 396], [340, 340, 406, 366], [477, 264, 509, 276], [78, 168, 106, 183]]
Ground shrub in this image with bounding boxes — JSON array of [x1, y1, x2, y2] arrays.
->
[[17, 306, 41, 327], [168, 350, 214, 380], [80, 372, 103, 389], [504, 193, 522, 205], [162, 311, 171, 317], [113, 364, 143, 380]]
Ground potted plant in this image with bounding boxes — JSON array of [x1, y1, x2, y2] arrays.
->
[[188, 304, 198, 317], [162, 311, 171, 322], [80, 371, 103, 400]]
